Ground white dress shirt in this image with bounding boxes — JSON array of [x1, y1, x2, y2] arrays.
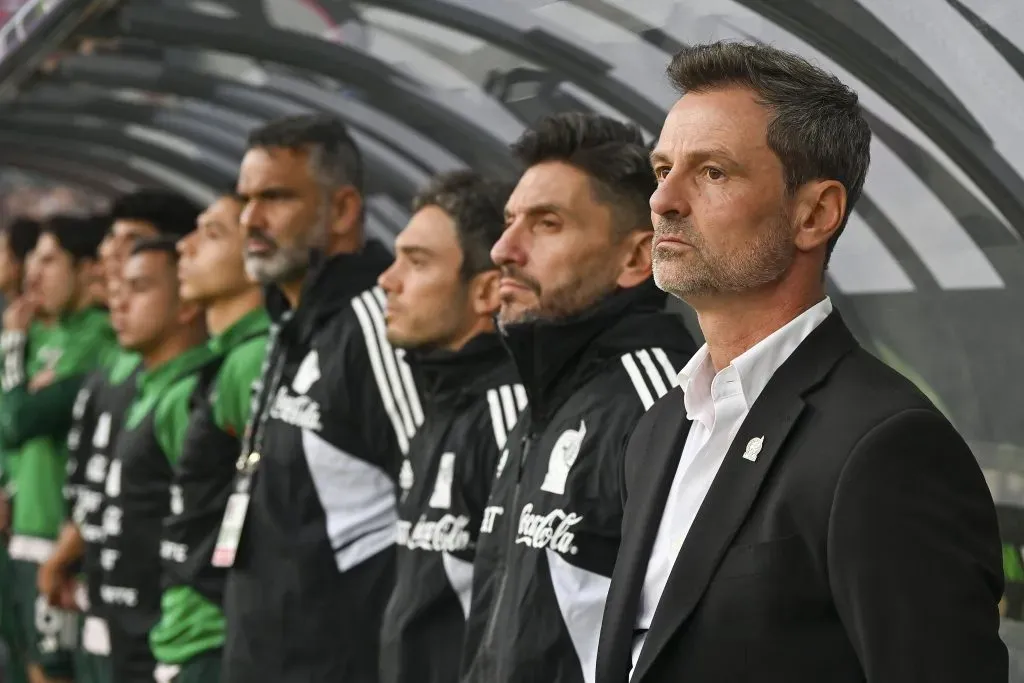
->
[[629, 297, 834, 678]]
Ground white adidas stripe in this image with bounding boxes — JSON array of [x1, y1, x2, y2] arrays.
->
[[620, 348, 679, 410], [359, 289, 417, 439], [351, 294, 411, 455], [372, 288, 424, 429], [486, 383, 527, 451], [486, 388, 508, 450]]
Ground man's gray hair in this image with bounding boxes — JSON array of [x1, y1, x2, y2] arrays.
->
[[666, 41, 872, 265], [247, 113, 363, 193]]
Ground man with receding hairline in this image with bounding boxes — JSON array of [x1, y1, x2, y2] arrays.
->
[[222, 114, 420, 683], [596, 40, 1005, 683], [459, 113, 695, 683], [377, 170, 522, 683]]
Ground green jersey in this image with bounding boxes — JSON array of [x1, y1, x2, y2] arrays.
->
[[0, 307, 117, 543], [150, 308, 270, 664]]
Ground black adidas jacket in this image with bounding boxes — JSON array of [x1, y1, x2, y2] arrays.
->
[[223, 242, 423, 683], [460, 282, 697, 683], [65, 362, 140, 617], [380, 333, 524, 683]]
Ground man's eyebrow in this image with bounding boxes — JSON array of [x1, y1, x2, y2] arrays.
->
[[649, 150, 671, 168], [397, 245, 434, 257]]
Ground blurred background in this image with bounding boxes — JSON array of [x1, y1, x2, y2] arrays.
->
[[0, 0, 1021, 676]]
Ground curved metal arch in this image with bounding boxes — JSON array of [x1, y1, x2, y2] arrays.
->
[[346, 0, 669, 131], [8, 90, 248, 159], [0, 135, 216, 201], [0, 156, 130, 198], [0, 116, 231, 189], [46, 52, 456, 179], [19, 77, 428, 207], [109, 4, 521, 178]]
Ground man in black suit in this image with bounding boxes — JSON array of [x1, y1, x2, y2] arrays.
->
[[595, 40, 1007, 683]]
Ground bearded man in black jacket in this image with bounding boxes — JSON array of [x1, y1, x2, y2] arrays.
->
[[459, 113, 698, 683], [378, 170, 522, 683], [221, 114, 421, 683]]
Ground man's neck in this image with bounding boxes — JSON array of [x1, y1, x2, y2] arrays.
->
[[445, 316, 496, 352], [279, 279, 304, 310], [142, 332, 204, 370], [206, 287, 263, 336], [692, 280, 826, 372]]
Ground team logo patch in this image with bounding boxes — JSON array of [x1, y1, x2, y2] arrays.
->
[[428, 452, 456, 510], [292, 351, 321, 394], [540, 419, 587, 495]]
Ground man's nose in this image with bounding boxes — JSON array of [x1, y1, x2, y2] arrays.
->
[[650, 174, 691, 219], [491, 223, 524, 267]]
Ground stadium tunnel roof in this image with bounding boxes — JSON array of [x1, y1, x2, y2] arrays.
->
[[1, 4, 1024, 630]]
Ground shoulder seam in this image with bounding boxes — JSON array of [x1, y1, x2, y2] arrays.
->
[[619, 347, 680, 410], [349, 286, 423, 455], [485, 383, 527, 450]]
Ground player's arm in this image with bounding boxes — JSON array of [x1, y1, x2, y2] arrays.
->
[[0, 375, 88, 448], [464, 386, 525, 515], [829, 408, 1007, 681], [344, 293, 423, 478]]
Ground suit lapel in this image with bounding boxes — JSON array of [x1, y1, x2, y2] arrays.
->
[[602, 394, 690, 681], [631, 312, 858, 683]]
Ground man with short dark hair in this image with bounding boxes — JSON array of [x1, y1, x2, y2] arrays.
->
[[596, 41, 1006, 683], [459, 113, 696, 683], [0, 216, 39, 683], [222, 114, 420, 683], [377, 171, 522, 683], [97, 238, 210, 683], [0, 214, 116, 683], [149, 193, 269, 683], [37, 191, 201, 683]]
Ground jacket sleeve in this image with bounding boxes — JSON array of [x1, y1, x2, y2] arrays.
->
[[828, 408, 1007, 682], [337, 295, 423, 480], [461, 387, 526, 517], [0, 322, 117, 449]]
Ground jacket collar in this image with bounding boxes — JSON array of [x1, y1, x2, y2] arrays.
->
[[264, 240, 392, 345], [405, 332, 511, 408], [499, 279, 688, 425]]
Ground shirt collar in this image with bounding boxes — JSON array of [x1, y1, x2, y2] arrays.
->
[[677, 296, 834, 419], [208, 307, 270, 356], [137, 344, 213, 397]]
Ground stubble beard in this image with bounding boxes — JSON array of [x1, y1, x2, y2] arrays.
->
[[498, 258, 620, 326], [653, 213, 796, 300], [244, 204, 330, 286]]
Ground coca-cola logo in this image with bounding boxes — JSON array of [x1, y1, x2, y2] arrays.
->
[[397, 513, 472, 553], [269, 387, 324, 431], [515, 503, 582, 555]]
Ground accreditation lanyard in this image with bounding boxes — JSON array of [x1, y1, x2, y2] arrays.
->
[[211, 314, 291, 567]]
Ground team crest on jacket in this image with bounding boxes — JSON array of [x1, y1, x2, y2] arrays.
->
[[399, 459, 414, 502], [494, 447, 509, 480], [540, 419, 586, 495], [428, 452, 456, 509], [292, 350, 321, 393], [269, 350, 324, 431]]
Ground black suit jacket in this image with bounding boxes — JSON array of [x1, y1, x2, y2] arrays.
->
[[596, 311, 1006, 683]]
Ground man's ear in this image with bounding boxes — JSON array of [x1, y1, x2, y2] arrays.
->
[[793, 179, 845, 254], [328, 186, 363, 240], [177, 300, 204, 329], [615, 229, 653, 289], [471, 269, 501, 317]]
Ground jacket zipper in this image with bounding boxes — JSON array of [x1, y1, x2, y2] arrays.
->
[[482, 432, 534, 653]]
